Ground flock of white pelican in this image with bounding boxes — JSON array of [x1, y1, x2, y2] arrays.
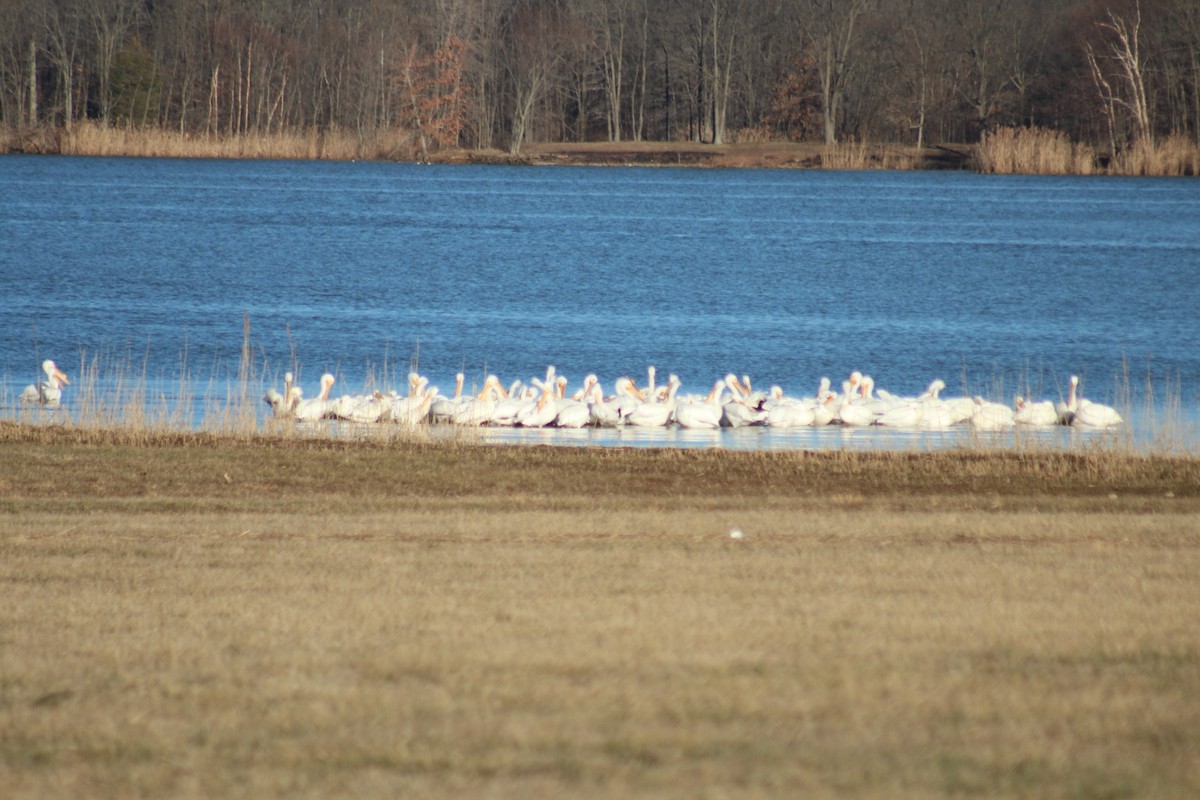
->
[[261, 366, 1124, 431]]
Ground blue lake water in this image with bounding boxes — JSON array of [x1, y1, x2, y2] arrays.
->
[[2, 155, 1198, 450]]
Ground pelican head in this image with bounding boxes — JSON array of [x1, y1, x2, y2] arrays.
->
[[43, 359, 70, 387], [618, 377, 646, 401]]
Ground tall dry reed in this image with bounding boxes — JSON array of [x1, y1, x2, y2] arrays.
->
[[976, 126, 1097, 175], [58, 120, 417, 162], [978, 126, 1200, 176], [820, 141, 919, 170], [1110, 134, 1200, 176]]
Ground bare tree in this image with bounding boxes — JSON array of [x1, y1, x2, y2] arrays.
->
[[501, 1, 570, 153], [0, 0, 39, 129], [706, 0, 744, 145], [38, 0, 86, 130], [85, 0, 143, 124], [1086, 2, 1152, 150], [794, 0, 872, 145], [593, 0, 632, 141]]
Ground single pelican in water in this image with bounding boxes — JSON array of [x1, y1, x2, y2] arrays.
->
[[21, 360, 70, 406]]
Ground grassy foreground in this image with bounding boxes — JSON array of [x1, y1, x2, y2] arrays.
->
[[2, 422, 1199, 799]]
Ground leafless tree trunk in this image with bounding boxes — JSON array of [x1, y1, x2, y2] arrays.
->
[[503, 2, 567, 154], [28, 36, 37, 126], [1094, 3, 1153, 146], [87, 0, 143, 124], [39, 0, 84, 131], [797, 0, 871, 145], [707, 0, 743, 145]]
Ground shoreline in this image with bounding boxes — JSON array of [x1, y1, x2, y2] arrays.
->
[[3, 130, 964, 170], [9, 123, 1197, 174], [4, 121, 1195, 173]]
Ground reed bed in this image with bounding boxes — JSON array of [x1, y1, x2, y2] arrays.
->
[[820, 141, 920, 171], [975, 127, 1098, 175], [1110, 134, 1200, 177], [15, 121, 1200, 176], [56, 121, 417, 162], [977, 126, 1200, 176]]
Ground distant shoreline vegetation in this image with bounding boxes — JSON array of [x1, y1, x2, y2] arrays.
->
[[4, 1, 1199, 177], [4, 122, 1198, 176]]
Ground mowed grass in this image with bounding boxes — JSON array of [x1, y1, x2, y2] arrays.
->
[[2, 422, 1199, 799]]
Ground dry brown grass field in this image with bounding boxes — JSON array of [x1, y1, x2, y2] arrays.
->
[[2, 422, 1199, 799]]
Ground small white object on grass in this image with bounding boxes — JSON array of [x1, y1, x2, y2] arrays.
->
[[729, 528, 744, 540]]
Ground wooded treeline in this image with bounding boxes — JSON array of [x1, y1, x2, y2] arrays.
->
[[2, 0, 1198, 157]]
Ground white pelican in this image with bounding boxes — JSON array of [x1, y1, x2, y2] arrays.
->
[[840, 388, 878, 431], [490, 383, 532, 427], [627, 375, 679, 427], [1075, 399, 1123, 428], [406, 371, 424, 397], [970, 397, 1015, 431], [264, 371, 299, 419], [589, 378, 641, 426], [675, 379, 726, 429], [812, 390, 839, 426], [333, 391, 387, 424], [915, 379, 972, 423], [429, 373, 466, 423], [721, 374, 768, 427], [294, 373, 336, 422], [516, 381, 560, 428], [21, 359, 70, 406], [841, 371, 863, 401], [857, 375, 896, 416], [765, 395, 817, 428], [587, 383, 622, 427], [917, 401, 959, 430], [451, 375, 504, 426], [390, 385, 437, 426], [1073, 379, 1122, 428], [1014, 395, 1058, 426], [554, 375, 596, 428], [642, 365, 657, 403], [1055, 375, 1079, 425], [874, 401, 924, 428], [918, 379, 945, 401], [722, 397, 768, 427]]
